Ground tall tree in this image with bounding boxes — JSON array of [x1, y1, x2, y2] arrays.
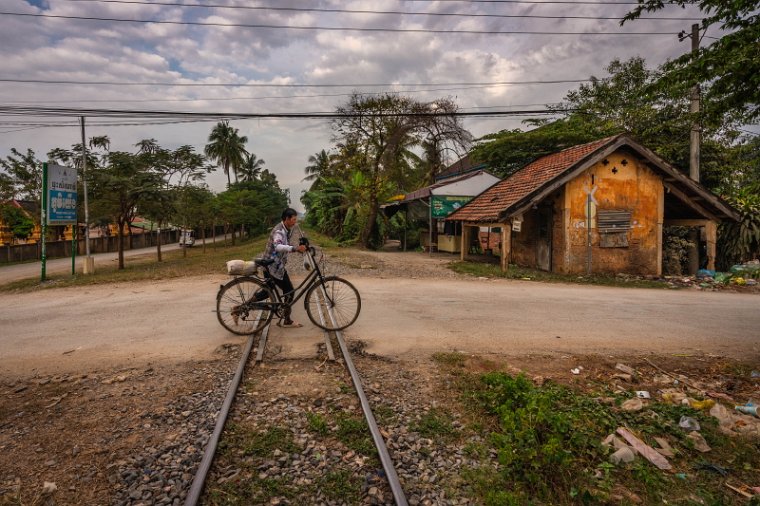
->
[[303, 149, 332, 183], [623, 0, 759, 123], [204, 120, 249, 186], [332, 93, 471, 249], [238, 153, 265, 182], [473, 57, 742, 187], [89, 151, 164, 269], [0, 149, 43, 214]]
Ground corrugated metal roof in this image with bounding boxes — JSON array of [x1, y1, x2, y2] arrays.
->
[[402, 169, 494, 202]]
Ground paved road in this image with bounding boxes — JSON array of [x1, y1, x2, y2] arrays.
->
[[0, 236, 226, 285], [0, 274, 758, 378]]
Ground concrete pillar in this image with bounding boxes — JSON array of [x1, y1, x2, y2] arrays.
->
[[705, 221, 717, 271], [500, 223, 511, 272], [460, 225, 470, 261]]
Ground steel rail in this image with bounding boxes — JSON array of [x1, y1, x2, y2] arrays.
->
[[184, 323, 268, 506], [321, 285, 409, 505]]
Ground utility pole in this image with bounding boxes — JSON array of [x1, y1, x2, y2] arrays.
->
[[80, 116, 95, 274], [689, 23, 700, 183], [687, 23, 701, 274]]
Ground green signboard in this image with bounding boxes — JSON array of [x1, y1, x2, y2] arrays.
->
[[431, 195, 471, 218]]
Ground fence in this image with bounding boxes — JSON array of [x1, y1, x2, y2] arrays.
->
[[1, 229, 179, 265]]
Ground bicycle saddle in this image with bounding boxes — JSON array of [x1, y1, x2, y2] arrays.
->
[[254, 258, 274, 267]]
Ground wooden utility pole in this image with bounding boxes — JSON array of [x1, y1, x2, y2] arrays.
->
[[687, 23, 701, 274], [689, 23, 700, 183]]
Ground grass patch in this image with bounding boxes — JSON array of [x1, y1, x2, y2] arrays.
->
[[432, 351, 467, 368], [206, 476, 301, 505], [0, 236, 268, 293], [335, 413, 377, 457], [454, 371, 760, 505], [219, 423, 299, 459], [306, 412, 329, 436], [315, 468, 362, 502], [448, 261, 667, 289], [411, 408, 458, 440]]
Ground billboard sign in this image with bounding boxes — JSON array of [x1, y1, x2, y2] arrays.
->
[[431, 195, 471, 218], [47, 164, 77, 224]]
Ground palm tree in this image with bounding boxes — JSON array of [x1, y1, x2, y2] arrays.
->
[[135, 138, 159, 155], [238, 153, 265, 182], [303, 149, 331, 183], [204, 120, 249, 186]]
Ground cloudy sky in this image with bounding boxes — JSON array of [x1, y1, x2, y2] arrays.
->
[[0, 0, 709, 210]]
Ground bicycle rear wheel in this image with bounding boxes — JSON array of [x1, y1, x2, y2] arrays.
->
[[305, 276, 361, 331], [216, 277, 274, 335]]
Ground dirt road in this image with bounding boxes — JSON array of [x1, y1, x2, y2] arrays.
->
[[0, 235, 227, 285], [1, 272, 758, 378]]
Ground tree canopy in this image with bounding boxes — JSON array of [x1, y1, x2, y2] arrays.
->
[[622, 0, 759, 123]]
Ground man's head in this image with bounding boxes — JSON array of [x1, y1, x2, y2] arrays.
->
[[281, 208, 298, 229]]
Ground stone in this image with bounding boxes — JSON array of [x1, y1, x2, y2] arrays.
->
[[621, 397, 644, 412], [609, 447, 636, 465]]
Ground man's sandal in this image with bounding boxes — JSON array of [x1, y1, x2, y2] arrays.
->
[[278, 321, 303, 328]]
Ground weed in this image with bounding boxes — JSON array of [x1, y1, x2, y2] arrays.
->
[[335, 413, 377, 457], [306, 412, 329, 436], [411, 408, 458, 440], [432, 352, 466, 367], [315, 468, 362, 502], [372, 404, 396, 425], [233, 425, 299, 458], [207, 476, 300, 505]]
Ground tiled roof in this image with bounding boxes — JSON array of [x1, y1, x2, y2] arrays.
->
[[448, 135, 620, 222]]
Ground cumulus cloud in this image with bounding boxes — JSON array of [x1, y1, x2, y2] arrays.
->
[[0, 0, 710, 204]]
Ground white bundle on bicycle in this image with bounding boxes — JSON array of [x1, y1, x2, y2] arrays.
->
[[226, 259, 258, 276]]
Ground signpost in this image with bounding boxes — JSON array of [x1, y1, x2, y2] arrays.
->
[[41, 163, 77, 281]]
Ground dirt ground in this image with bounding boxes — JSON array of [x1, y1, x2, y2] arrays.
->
[[1, 249, 759, 504], [2, 348, 758, 505]]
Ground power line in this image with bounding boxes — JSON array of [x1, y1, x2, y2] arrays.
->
[[0, 104, 569, 120], [0, 11, 680, 35], [0, 78, 591, 88], [60, 0, 664, 6], [54, 0, 703, 21]]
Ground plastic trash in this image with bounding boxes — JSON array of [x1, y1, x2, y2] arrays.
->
[[735, 402, 759, 418], [752, 371, 760, 378], [696, 269, 715, 278], [688, 398, 716, 410], [714, 272, 733, 284], [679, 416, 701, 431], [635, 391, 651, 399]]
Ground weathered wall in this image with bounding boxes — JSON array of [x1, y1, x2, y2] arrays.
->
[[510, 208, 539, 267], [557, 150, 663, 275]]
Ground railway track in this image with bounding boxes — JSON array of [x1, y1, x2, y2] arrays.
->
[[185, 297, 408, 505]]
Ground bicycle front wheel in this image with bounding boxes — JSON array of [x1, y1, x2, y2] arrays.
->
[[305, 276, 361, 331], [216, 277, 274, 335]]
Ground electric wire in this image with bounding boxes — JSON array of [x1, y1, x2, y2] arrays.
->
[[57, 0, 679, 6], [0, 77, 591, 88], [0, 11, 682, 35], [53, 0, 704, 21], [0, 104, 570, 119]]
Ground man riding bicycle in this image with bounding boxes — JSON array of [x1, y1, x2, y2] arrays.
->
[[258, 207, 307, 328]]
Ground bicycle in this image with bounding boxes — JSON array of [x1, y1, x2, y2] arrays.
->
[[216, 237, 361, 335]]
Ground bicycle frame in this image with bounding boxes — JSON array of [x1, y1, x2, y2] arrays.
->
[[250, 248, 328, 315]]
